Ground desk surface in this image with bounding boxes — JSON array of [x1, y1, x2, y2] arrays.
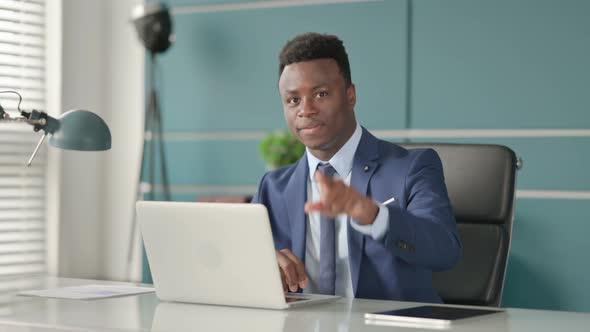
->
[[0, 277, 589, 331]]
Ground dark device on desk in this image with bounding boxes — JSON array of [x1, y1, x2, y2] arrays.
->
[[365, 305, 504, 328]]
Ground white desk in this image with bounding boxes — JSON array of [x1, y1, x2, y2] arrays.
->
[[0, 277, 589, 331]]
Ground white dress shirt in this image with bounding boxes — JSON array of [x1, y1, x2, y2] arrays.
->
[[303, 123, 389, 297]]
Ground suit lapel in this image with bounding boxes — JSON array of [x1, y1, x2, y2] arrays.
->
[[283, 155, 309, 262], [348, 128, 380, 295]]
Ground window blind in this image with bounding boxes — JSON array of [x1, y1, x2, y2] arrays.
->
[[0, 0, 47, 297]]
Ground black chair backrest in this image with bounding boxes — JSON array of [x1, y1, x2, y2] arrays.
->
[[399, 143, 518, 306]]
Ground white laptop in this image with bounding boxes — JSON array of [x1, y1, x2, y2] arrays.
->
[[136, 201, 339, 310]]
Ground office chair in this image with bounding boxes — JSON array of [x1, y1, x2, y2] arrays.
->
[[399, 143, 520, 307]]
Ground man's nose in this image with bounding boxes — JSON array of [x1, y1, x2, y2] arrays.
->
[[297, 97, 317, 117]]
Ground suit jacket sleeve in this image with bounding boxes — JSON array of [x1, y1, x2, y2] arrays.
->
[[250, 172, 292, 251], [384, 148, 462, 271]]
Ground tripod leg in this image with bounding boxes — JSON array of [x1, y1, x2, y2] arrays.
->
[[125, 97, 156, 279], [153, 91, 171, 201], [126, 53, 159, 280]]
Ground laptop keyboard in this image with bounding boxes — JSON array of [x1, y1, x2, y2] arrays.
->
[[285, 295, 312, 303]]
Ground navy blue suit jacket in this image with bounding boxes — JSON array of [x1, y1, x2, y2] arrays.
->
[[252, 128, 462, 303]]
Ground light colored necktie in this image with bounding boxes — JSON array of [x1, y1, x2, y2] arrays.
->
[[316, 163, 337, 295]]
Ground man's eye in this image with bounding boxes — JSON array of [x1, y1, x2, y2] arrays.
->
[[287, 97, 300, 104], [316, 91, 328, 97]]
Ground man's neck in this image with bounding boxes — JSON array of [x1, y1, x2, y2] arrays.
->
[[308, 124, 358, 161], [306, 123, 362, 182]]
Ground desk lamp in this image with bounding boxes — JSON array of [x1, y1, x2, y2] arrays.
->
[[0, 91, 111, 165]]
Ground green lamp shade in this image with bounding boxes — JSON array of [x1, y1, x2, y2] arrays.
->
[[48, 110, 111, 151]]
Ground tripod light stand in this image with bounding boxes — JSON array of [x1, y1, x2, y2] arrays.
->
[[128, 2, 174, 281]]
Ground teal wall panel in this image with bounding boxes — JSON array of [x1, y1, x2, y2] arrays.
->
[[143, 140, 266, 186], [409, 1, 590, 311], [151, 192, 210, 201], [158, 0, 408, 131], [502, 199, 590, 312], [412, 0, 590, 129]]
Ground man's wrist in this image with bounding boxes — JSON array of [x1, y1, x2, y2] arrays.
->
[[350, 196, 379, 225]]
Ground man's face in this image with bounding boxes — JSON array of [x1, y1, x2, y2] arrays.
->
[[278, 58, 357, 160]]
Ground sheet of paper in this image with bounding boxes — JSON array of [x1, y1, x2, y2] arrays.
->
[[18, 284, 155, 300]]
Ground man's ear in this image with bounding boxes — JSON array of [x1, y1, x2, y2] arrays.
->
[[347, 83, 356, 107]]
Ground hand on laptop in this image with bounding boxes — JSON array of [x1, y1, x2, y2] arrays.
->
[[305, 171, 379, 225], [276, 249, 307, 292]]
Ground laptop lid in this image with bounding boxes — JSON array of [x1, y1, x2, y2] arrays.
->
[[137, 201, 338, 310]]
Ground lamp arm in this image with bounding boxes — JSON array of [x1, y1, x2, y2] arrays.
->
[[0, 108, 57, 131], [1, 93, 56, 131], [0, 115, 47, 126]]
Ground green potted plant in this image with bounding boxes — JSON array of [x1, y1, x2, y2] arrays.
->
[[259, 131, 305, 170]]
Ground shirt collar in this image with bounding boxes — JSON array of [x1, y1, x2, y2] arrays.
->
[[306, 123, 362, 180]]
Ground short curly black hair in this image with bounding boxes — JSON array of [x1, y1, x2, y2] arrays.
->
[[278, 33, 352, 85]]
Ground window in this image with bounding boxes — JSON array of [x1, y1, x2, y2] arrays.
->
[[0, 0, 48, 297]]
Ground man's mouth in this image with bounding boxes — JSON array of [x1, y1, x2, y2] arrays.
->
[[298, 123, 323, 134]]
